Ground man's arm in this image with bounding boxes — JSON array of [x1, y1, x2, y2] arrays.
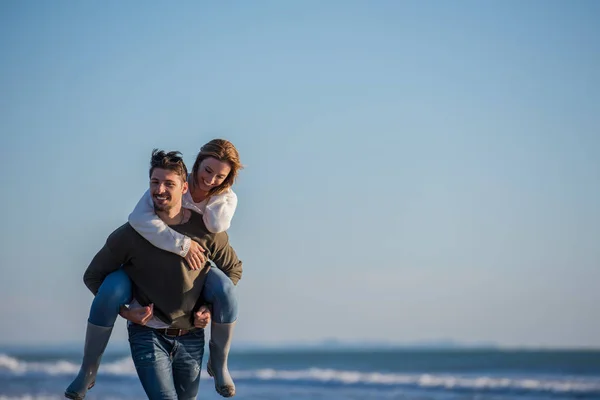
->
[[209, 232, 243, 285], [83, 226, 132, 294]]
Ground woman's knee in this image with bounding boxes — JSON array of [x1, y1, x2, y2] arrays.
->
[[210, 275, 236, 304], [97, 270, 132, 306]]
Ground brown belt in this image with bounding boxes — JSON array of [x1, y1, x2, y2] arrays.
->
[[153, 327, 194, 337]]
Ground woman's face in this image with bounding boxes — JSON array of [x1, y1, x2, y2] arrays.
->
[[196, 157, 231, 192]]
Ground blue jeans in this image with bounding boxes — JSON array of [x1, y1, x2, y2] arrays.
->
[[202, 264, 238, 323], [89, 269, 132, 327], [89, 266, 238, 327], [128, 324, 205, 400]]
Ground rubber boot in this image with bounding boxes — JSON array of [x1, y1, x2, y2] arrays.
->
[[64, 322, 113, 400], [207, 321, 236, 397]]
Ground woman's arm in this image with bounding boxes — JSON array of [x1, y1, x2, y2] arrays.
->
[[128, 189, 191, 257], [203, 190, 238, 233]]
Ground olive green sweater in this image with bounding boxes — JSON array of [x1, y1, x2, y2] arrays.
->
[[83, 212, 242, 329]]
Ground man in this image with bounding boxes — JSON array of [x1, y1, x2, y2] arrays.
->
[[82, 149, 242, 400]]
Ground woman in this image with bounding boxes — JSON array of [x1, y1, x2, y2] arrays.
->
[[65, 139, 243, 399]]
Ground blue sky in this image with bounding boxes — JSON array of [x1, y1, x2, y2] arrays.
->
[[1, 1, 599, 348]]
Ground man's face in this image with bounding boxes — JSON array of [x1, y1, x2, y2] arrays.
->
[[150, 168, 188, 212]]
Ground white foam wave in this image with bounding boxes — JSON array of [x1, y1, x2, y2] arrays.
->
[[0, 354, 136, 377], [0, 396, 129, 400], [1, 354, 600, 395], [0, 396, 62, 400], [235, 368, 600, 394]]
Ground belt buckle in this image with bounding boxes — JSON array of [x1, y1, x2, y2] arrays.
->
[[167, 328, 181, 337], [165, 328, 188, 337]]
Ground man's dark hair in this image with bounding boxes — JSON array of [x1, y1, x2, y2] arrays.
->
[[149, 149, 188, 181]]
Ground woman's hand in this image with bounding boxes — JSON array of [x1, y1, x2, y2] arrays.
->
[[185, 241, 206, 270], [194, 305, 211, 329]]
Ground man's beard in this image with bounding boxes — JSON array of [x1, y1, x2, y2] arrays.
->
[[153, 200, 173, 212]]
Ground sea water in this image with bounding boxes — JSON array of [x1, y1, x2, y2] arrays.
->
[[1, 347, 599, 399]]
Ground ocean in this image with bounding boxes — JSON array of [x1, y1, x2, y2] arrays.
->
[[1, 347, 599, 400]]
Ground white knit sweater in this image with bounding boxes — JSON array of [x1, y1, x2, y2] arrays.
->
[[128, 186, 238, 257]]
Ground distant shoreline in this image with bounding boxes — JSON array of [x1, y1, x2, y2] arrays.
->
[[2, 342, 599, 353]]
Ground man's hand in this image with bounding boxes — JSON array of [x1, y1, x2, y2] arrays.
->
[[184, 241, 206, 270], [193, 305, 211, 329], [120, 304, 154, 325]]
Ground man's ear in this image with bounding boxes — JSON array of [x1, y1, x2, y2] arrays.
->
[[182, 181, 189, 194]]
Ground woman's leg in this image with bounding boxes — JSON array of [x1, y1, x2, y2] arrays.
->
[[202, 267, 238, 398], [202, 266, 238, 324], [88, 269, 133, 327], [65, 270, 132, 400]]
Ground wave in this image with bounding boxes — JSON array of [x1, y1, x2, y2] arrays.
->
[[0, 397, 65, 400], [2, 354, 600, 396], [0, 354, 136, 377], [236, 368, 600, 395]]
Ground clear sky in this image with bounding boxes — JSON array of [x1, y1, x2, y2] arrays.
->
[[1, 1, 599, 348]]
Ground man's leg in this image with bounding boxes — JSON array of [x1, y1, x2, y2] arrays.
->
[[172, 329, 205, 400], [128, 324, 178, 400]]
